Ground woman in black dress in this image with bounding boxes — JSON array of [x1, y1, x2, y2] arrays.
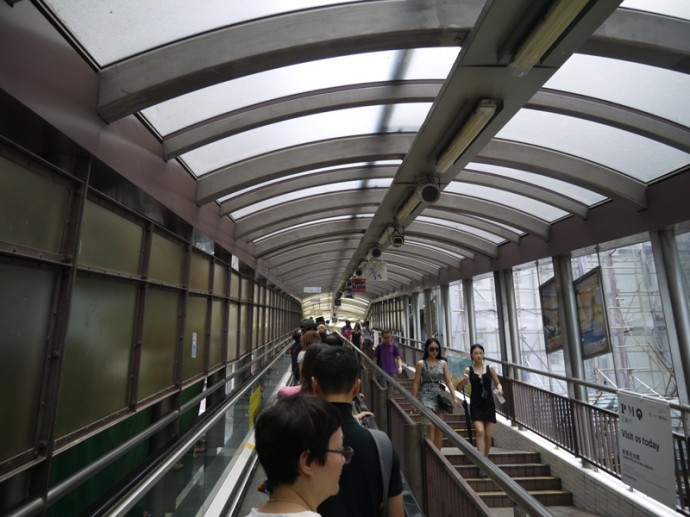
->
[[457, 344, 503, 462]]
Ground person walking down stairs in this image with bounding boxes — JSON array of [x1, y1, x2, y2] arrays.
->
[[456, 344, 504, 475]]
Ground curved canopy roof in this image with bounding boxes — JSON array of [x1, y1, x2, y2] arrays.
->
[[23, 0, 690, 321]]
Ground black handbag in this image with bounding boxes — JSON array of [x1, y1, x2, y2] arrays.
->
[[436, 391, 453, 413]]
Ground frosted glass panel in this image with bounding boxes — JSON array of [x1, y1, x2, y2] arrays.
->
[[44, 0, 361, 65], [209, 300, 224, 368], [0, 155, 69, 253], [183, 104, 428, 175], [189, 252, 211, 292], [56, 276, 135, 437], [149, 232, 184, 285], [79, 199, 143, 275], [228, 303, 239, 361], [213, 263, 227, 295], [139, 287, 178, 400], [183, 295, 207, 380], [239, 304, 249, 356], [230, 271, 240, 299], [0, 263, 55, 461]]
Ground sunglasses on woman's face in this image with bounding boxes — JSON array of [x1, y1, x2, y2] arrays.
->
[[428, 347, 439, 351]]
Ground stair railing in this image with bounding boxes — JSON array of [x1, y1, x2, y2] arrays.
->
[[351, 344, 553, 517]]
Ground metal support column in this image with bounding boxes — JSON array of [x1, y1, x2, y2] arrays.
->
[[440, 284, 451, 348], [463, 278, 476, 346], [651, 230, 690, 413], [554, 255, 587, 402]]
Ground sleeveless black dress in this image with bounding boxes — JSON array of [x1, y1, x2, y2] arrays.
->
[[468, 366, 496, 423]]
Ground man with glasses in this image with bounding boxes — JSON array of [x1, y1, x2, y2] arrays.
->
[[312, 346, 404, 517]]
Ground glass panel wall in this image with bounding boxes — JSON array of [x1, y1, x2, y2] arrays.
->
[[572, 240, 674, 405], [472, 273, 500, 360], [448, 280, 468, 351], [513, 260, 567, 393]]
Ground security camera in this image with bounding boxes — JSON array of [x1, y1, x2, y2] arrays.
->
[[355, 268, 363, 276], [416, 178, 441, 204], [390, 228, 404, 248], [370, 246, 383, 259]]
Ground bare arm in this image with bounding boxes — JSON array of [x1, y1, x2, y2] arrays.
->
[[387, 493, 404, 517], [489, 366, 503, 396], [412, 361, 423, 398], [442, 361, 459, 405]]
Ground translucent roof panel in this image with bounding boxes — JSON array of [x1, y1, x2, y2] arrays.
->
[[496, 110, 690, 182], [182, 104, 431, 175], [446, 182, 569, 222], [43, 0, 364, 65], [546, 55, 690, 127], [254, 214, 373, 243], [407, 241, 466, 261], [621, 0, 690, 20], [218, 161, 401, 203], [144, 48, 460, 135], [416, 216, 507, 244], [232, 179, 393, 219], [466, 162, 607, 206]]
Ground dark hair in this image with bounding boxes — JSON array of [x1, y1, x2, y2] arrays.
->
[[324, 333, 343, 347], [300, 342, 329, 393], [292, 330, 302, 341], [470, 343, 485, 355], [255, 395, 341, 487], [312, 346, 359, 395], [422, 337, 444, 361]]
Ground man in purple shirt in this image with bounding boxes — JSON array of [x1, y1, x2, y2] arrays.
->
[[375, 329, 402, 387]]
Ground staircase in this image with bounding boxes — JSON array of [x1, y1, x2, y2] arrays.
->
[[392, 377, 574, 511]]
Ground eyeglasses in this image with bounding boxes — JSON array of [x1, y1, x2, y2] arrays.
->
[[428, 347, 440, 351], [326, 446, 354, 464]]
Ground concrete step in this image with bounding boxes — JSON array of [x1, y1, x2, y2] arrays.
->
[[478, 489, 573, 508], [455, 462, 553, 478]]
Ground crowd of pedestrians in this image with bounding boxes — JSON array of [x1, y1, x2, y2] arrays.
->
[[248, 318, 502, 516]]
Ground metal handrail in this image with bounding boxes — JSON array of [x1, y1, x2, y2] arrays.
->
[[351, 344, 553, 517]]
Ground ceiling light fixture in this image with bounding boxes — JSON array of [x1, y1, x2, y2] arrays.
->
[[436, 99, 499, 173], [508, 0, 589, 78]]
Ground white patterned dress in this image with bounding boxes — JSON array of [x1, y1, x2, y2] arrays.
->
[[420, 360, 445, 412]]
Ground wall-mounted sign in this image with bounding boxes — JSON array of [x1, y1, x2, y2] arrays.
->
[[618, 390, 675, 508], [352, 278, 366, 292]]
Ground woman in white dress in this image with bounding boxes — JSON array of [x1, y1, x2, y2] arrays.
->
[[411, 338, 459, 449]]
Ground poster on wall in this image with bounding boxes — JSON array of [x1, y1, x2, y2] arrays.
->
[[574, 267, 611, 359], [539, 278, 563, 353], [618, 390, 675, 508]]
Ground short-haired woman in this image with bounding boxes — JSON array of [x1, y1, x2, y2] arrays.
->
[[248, 395, 351, 516]]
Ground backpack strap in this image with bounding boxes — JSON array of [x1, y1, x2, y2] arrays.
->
[[369, 429, 393, 517]]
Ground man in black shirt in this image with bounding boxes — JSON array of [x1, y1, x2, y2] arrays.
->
[[312, 346, 404, 517]]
